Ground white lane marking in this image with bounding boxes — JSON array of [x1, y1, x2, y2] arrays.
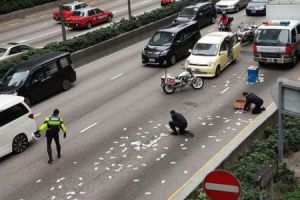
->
[[80, 122, 98, 133], [113, 0, 153, 13], [18, 30, 59, 43], [111, 73, 124, 80], [208, 28, 215, 32], [220, 87, 230, 94], [205, 183, 239, 193], [34, 113, 41, 118]]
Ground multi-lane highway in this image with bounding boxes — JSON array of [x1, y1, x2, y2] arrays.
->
[[0, 0, 161, 47], [0, 7, 299, 200]]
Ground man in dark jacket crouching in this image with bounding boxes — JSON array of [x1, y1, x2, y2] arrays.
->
[[169, 110, 187, 135], [243, 92, 266, 114]]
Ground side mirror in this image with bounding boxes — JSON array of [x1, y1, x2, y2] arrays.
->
[[219, 51, 225, 55], [175, 40, 181, 45], [188, 49, 192, 53]]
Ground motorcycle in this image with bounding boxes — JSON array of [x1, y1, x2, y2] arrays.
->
[[217, 17, 234, 32], [160, 68, 204, 94], [237, 23, 258, 44]]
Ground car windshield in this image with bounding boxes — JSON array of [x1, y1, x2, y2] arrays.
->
[[192, 43, 219, 56], [62, 5, 72, 11], [251, 0, 268, 3], [149, 31, 175, 46], [255, 29, 290, 45], [1, 70, 29, 87], [72, 11, 85, 16], [179, 7, 197, 18], [0, 48, 7, 57]]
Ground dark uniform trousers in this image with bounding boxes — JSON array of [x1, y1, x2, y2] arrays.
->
[[46, 130, 61, 160]]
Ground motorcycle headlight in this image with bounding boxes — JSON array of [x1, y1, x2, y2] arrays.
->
[[228, 5, 235, 8], [160, 50, 169, 56]]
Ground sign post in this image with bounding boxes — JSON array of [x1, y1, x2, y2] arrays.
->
[[203, 170, 240, 200], [272, 78, 300, 161], [254, 160, 278, 200]]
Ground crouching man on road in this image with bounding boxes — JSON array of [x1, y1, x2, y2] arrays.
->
[[243, 92, 266, 114], [169, 110, 188, 135]]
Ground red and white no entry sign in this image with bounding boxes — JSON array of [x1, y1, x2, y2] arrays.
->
[[203, 170, 240, 200]]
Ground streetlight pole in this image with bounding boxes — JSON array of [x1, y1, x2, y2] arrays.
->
[[59, 0, 67, 41], [127, 0, 132, 19]]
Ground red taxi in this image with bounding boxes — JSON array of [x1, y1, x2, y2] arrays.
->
[[65, 7, 113, 29], [53, 1, 88, 21], [161, 0, 180, 6]]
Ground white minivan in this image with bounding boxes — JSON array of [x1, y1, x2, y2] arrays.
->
[[0, 95, 36, 158]]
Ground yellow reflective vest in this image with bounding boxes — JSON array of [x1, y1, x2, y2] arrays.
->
[[39, 115, 67, 133]]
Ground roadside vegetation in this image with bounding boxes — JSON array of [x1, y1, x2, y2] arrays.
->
[[186, 116, 300, 200], [0, 0, 57, 15], [0, 0, 206, 77]]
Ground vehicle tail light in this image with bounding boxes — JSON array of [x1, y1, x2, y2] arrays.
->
[[285, 44, 293, 54], [252, 43, 257, 53], [28, 113, 34, 119]]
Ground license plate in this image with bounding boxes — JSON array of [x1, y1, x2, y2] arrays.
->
[[267, 58, 274, 62], [252, 10, 256, 13], [165, 78, 175, 85], [149, 58, 155, 62], [277, 59, 284, 64]]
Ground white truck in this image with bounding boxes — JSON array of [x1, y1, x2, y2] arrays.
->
[[253, 0, 300, 66]]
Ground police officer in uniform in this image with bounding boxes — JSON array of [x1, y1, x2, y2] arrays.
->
[[169, 110, 188, 135], [243, 92, 266, 114], [38, 109, 67, 164]]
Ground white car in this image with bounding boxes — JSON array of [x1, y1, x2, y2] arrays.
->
[[0, 95, 36, 158], [0, 43, 32, 62], [215, 0, 249, 13]]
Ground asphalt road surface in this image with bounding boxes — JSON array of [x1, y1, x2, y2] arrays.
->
[[0, 10, 300, 200], [0, 0, 161, 47]]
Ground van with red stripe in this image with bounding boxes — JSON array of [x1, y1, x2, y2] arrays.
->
[[253, 20, 300, 66]]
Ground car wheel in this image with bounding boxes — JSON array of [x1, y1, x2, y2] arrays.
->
[[107, 16, 113, 23], [211, 17, 216, 24], [62, 79, 71, 91], [24, 96, 31, 107], [235, 5, 240, 13], [169, 54, 177, 66], [215, 65, 221, 77], [87, 22, 92, 29], [291, 53, 298, 67], [12, 134, 28, 154]]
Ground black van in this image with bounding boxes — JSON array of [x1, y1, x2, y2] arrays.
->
[[142, 21, 201, 66], [0, 52, 76, 106], [173, 2, 217, 28]]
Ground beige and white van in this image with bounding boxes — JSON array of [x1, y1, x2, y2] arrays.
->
[[0, 95, 36, 158]]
